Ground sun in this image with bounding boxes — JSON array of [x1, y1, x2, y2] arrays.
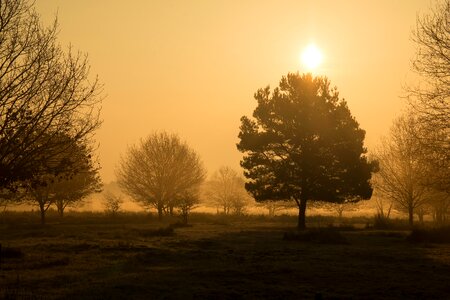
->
[[301, 44, 323, 71]]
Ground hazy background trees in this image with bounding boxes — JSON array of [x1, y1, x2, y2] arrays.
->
[[116, 132, 206, 220], [0, 0, 102, 189], [204, 166, 253, 216], [373, 114, 430, 227], [237, 73, 376, 229]]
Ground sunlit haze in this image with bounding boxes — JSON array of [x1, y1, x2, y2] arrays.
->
[[34, 0, 430, 183], [301, 44, 323, 71]]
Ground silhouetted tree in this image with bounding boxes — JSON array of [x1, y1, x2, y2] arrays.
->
[[25, 139, 100, 224], [409, 0, 450, 131], [116, 132, 206, 220], [0, 0, 102, 188], [205, 166, 252, 215], [52, 148, 102, 217], [237, 73, 376, 229], [407, 0, 450, 192], [374, 114, 431, 227]]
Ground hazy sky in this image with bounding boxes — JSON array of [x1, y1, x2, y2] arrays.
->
[[35, 0, 431, 183]]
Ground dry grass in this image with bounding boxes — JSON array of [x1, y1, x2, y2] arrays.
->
[[1, 212, 450, 299]]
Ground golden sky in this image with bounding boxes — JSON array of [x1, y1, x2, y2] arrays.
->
[[35, 0, 430, 183]]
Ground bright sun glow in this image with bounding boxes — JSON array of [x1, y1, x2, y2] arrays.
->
[[301, 44, 323, 70]]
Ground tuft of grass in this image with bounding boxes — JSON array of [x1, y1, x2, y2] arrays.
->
[[283, 228, 349, 245], [407, 226, 450, 244]]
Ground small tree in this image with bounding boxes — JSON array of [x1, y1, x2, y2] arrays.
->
[[258, 200, 296, 217], [116, 132, 206, 220], [374, 114, 430, 227], [103, 192, 123, 216], [175, 189, 200, 225], [205, 167, 252, 215], [53, 146, 102, 217], [312, 200, 360, 220], [24, 139, 100, 224], [237, 73, 376, 229]]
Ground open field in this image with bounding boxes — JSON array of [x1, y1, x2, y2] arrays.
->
[[1, 212, 450, 299]]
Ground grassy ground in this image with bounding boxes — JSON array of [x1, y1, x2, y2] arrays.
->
[[1, 212, 450, 299]]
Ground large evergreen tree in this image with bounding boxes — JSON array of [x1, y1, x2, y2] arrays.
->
[[237, 73, 376, 229]]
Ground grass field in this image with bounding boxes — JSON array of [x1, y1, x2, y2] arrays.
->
[[1, 212, 450, 299]]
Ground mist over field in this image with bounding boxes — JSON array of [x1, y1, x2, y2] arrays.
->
[[1, 0, 449, 299]]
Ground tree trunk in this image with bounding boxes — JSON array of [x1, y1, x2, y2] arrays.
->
[[39, 204, 46, 225], [57, 202, 64, 218], [157, 203, 163, 221], [418, 213, 424, 224], [182, 209, 188, 225], [408, 206, 414, 227], [297, 198, 307, 230]]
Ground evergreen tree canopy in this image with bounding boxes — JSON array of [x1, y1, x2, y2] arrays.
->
[[237, 73, 376, 228]]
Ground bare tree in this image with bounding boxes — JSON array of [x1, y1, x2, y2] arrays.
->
[[312, 200, 360, 220], [0, 0, 102, 188], [103, 192, 123, 216], [407, 0, 450, 192], [370, 176, 394, 220], [175, 188, 200, 225], [409, 0, 450, 130], [374, 114, 431, 227], [116, 132, 206, 220], [205, 167, 252, 215], [372, 195, 394, 220]]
